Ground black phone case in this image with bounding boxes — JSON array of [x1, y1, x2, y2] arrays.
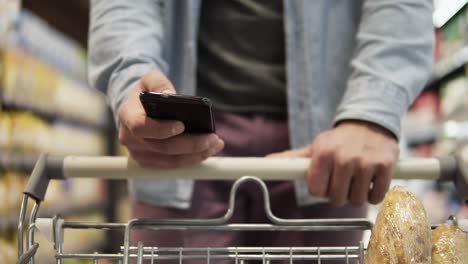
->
[[139, 92, 215, 133]]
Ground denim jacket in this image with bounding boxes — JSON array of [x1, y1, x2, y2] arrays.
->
[[88, 0, 434, 208]]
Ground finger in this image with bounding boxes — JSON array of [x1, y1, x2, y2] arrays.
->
[[141, 70, 177, 94], [369, 159, 394, 204], [349, 165, 374, 207], [329, 157, 354, 207], [307, 147, 333, 197], [119, 124, 224, 155], [129, 142, 224, 169], [118, 86, 185, 140], [120, 124, 174, 153], [118, 124, 150, 150], [144, 133, 223, 155], [123, 112, 185, 140]]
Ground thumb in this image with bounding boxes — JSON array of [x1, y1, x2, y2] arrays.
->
[[140, 70, 177, 94]]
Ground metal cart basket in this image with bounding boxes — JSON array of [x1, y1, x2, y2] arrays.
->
[[17, 154, 468, 264]]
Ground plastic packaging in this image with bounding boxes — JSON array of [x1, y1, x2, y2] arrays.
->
[[432, 224, 468, 264], [365, 186, 431, 264], [0, 0, 20, 40]]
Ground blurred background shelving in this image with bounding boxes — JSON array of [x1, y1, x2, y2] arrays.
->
[[402, 1, 468, 162], [0, 1, 114, 263], [396, 0, 468, 230]]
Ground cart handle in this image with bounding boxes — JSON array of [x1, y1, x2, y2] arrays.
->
[[24, 154, 467, 203]]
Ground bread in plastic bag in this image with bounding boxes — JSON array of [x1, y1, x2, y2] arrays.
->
[[365, 186, 431, 264], [432, 224, 468, 264]]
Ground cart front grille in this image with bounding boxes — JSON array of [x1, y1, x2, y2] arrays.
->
[[126, 245, 364, 263]]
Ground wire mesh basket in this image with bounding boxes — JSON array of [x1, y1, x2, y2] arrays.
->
[[16, 154, 468, 264]]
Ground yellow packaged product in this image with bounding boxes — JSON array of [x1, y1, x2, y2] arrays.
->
[[0, 238, 16, 264], [2, 49, 20, 104], [0, 111, 12, 150], [5, 171, 24, 211], [0, 171, 8, 214]]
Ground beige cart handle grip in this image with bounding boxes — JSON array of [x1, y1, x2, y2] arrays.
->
[[25, 154, 465, 202], [60, 156, 443, 181]]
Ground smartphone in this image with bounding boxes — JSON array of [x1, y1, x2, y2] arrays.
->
[[139, 92, 216, 133]]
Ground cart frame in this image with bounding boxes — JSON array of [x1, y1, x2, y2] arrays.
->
[[16, 153, 468, 264]]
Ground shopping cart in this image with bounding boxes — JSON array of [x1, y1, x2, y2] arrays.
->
[[17, 154, 468, 264]]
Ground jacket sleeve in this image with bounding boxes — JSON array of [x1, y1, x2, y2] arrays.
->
[[88, 0, 168, 119], [333, 0, 434, 139]]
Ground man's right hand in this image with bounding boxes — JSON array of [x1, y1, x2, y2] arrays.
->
[[118, 70, 224, 169]]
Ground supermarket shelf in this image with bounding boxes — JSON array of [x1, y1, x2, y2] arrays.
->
[[0, 153, 38, 171], [426, 46, 468, 89], [0, 200, 107, 229], [1, 101, 108, 131], [0, 214, 18, 229]]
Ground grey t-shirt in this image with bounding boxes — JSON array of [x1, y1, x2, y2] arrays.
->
[[196, 0, 287, 112]]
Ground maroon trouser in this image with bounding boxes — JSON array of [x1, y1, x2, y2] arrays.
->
[[131, 111, 367, 263]]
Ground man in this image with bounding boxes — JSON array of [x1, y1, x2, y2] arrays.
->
[[88, 0, 434, 261]]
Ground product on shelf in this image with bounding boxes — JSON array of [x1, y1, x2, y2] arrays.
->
[[50, 122, 106, 155], [402, 90, 440, 156], [436, 6, 467, 62], [0, 111, 106, 155], [56, 76, 107, 127], [1, 48, 107, 127], [0, 168, 105, 215], [0, 238, 16, 264], [1, 11, 107, 128], [10, 111, 51, 153], [0, 171, 8, 215], [4, 171, 23, 211], [13, 10, 87, 82], [440, 76, 468, 121], [0, 170, 26, 215]]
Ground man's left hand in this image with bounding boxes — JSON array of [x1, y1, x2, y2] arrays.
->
[[267, 120, 399, 207]]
